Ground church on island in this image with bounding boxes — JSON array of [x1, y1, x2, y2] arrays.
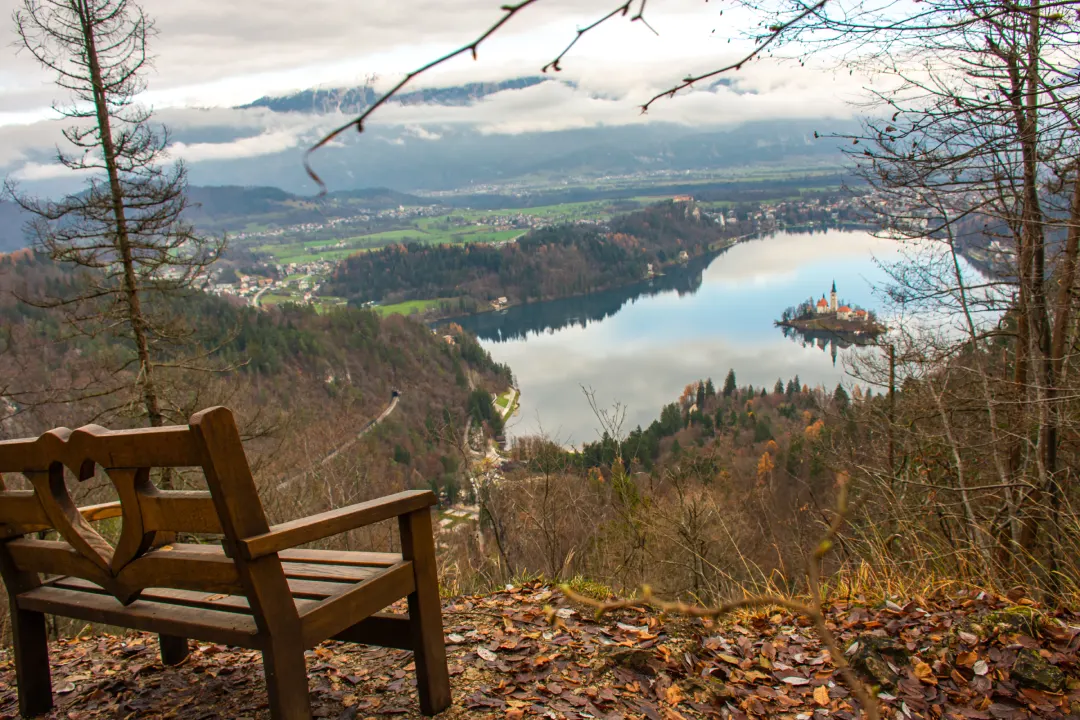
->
[[814, 281, 867, 322]]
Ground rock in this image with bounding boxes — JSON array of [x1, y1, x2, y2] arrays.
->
[[698, 677, 736, 701], [606, 647, 653, 671], [848, 635, 910, 689], [1012, 649, 1065, 693], [980, 606, 1041, 636]]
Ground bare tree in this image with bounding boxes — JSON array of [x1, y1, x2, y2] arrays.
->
[[6, 0, 225, 436]]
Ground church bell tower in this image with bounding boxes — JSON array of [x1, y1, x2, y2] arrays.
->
[[830, 280, 837, 313]]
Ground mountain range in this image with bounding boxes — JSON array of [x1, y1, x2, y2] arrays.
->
[[1, 76, 858, 249], [243, 76, 552, 115]]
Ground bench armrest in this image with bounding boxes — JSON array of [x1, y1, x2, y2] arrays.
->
[[238, 490, 435, 560]]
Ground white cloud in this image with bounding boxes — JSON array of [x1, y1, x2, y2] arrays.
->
[[168, 128, 309, 162], [10, 161, 84, 181]]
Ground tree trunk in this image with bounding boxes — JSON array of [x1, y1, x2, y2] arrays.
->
[[77, 0, 168, 483]]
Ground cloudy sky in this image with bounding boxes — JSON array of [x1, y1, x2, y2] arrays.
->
[[0, 0, 865, 188]]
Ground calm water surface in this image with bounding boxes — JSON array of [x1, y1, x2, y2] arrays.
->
[[451, 230, 903, 445]]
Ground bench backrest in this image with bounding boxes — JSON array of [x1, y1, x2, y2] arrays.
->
[[0, 407, 272, 605]]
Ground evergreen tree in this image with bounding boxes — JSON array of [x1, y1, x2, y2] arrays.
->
[[722, 369, 736, 397], [774, 378, 784, 395], [705, 377, 716, 398], [753, 417, 774, 442], [833, 383, 850, 411], [695, 381, 706, 409]]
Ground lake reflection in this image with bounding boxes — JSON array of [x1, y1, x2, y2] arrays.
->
[[449, 230, 902, 445]]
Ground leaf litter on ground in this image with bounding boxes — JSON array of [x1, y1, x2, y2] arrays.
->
[[1, 581, 1079, 719]]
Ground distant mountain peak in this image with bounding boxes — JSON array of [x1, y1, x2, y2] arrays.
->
[[241, 76, 552, 115]]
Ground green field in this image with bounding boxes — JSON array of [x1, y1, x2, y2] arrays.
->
[[255, 225, 526, 264], [242, 174, 848, 266], [244, 198, 648, 265], [372, 298, 448, 317]]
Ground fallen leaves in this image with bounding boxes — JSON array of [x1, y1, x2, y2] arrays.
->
[[1, 583, 1078, 719]]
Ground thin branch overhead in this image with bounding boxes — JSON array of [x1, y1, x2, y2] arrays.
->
[[304, 0, 544, 191], [641, 0, 829, 112], [542, 0, 656, 74], [304, 0, 827, 191]]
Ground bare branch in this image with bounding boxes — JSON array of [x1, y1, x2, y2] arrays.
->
[[304, 0, 543, 192], [641, 0, 829, 113]]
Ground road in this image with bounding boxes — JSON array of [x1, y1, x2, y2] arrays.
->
[[251, 286, 271, 308], [275, 391, 400, 490], [318, 392, 400, 466]]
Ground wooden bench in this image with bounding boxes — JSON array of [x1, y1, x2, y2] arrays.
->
[[0, 407, 451, 719]]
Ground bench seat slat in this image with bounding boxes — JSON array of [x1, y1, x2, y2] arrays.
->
[[16, 586, 262, 649], [5, 539, 244, 595], [168, 544, 402, 568], [277, 549, 401, 567], [282, 561, 380, 583], [48, 576, 351, 611]]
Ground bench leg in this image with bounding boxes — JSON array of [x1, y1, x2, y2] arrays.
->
[[159, 634, 189, 666], [261, 642, 312, 720], [400, 509, 451, 715], [12, 605, 52, 717]]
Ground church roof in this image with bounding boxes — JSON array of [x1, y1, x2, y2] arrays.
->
[[816, 297, 829, 307]]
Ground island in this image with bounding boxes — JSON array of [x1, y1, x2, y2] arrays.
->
[[775, 281, 887, 343]]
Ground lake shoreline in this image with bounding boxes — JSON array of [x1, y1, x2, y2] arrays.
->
[[445, 228, 901, 443], [776, 316, 887, 337]]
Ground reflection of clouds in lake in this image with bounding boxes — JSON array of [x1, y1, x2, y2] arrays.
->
[[702, 231, 902, 288], [496, 332, 853, 445], [482, 230, 907, 444]]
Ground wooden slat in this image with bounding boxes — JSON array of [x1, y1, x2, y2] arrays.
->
[[286, 578, 356, 599], [300, 561, 415, 648], [139, 491, 221, 534], [1, 499, 123, 539], [17, 586, 262, 649], [0, 424, 202, 472], [117, 545, 243, 595], [51, 575, 349, 605], [282, 562, 380, 583], [239, 490, 435, 560], [6, 539, 244, 595], [5, 539, 112, 586], [333, 612, 413, 650], [277, 549, 401, 567], [49, 577, 322, 615], [0, 492, 50, 528]]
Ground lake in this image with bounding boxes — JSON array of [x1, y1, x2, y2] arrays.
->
[[450, 229, 904, 445]]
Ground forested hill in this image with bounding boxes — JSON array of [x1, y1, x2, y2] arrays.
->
[[0, 251, 511, 513], [324, 199, 734, 308]]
